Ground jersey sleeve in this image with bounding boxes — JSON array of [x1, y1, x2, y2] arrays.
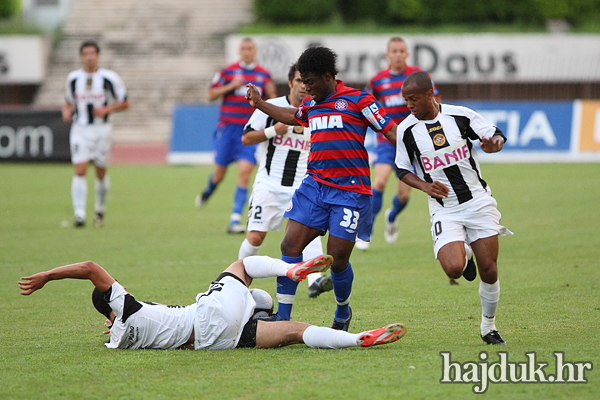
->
[[244, 107, 269, 132], [358, 93, 394, 133], [109, 72, 128, 102], [65, 73, 76, 104], [210, 69, 227, 89], [394, 122, 415, 177], [294, 97, 311, 128], [463, 107, 502, 141]]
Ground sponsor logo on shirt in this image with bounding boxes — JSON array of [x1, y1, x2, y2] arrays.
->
[[361, 103, 387, 130], [273, 135, 310, 151], [384, 94, 405, 107], [420, 139, 469, 173], [309, 115, 344, 131]]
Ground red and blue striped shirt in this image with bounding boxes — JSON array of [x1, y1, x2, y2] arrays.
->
[[211, 61, 273, 126], [294, 81, 394, 195], [367, 66, 439, 145]]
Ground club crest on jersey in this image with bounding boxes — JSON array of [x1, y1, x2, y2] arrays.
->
[[335, 99, 348, 110], [293, 126, 304, 133], [420, 139, 469, 173], [433, 133, 446, 146]]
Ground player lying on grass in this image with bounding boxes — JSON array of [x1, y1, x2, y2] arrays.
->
[[18, 255, 406, 350]]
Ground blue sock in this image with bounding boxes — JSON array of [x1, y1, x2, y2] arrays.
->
[[331, 263, 353, 321], [388, 196, 409, 222], [203, 173, 218, 198], [276, 255, 302, 320], [372, 189, 384, 219], [232, 186, 248, 219]]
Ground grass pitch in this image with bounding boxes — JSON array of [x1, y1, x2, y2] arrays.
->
[[1, 162, 598, 400]]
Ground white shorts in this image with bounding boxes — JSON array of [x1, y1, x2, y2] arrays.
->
[[194, 274, 256, 350], [247, 186, 294, 232], [70, 123, 112, 167], [430, 194, 513, 259]]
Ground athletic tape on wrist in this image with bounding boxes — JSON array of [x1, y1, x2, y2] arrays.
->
[[264, 126, 277, 139]]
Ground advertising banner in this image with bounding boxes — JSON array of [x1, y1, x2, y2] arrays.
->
[[0, 109, 70, 162], [226, 34, 600, 84]]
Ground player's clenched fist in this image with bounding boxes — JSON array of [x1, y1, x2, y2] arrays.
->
[[245, 83, 262, 107]]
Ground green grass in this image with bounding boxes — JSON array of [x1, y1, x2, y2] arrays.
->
[[1, 162, 599, 400]]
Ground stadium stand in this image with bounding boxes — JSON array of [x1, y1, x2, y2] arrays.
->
[[34, 0, 253, 145]]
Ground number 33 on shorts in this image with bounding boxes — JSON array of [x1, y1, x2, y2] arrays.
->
[[340, 208, 359, 230]]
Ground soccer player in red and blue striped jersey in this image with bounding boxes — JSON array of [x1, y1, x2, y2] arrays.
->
[[196, 38, 277, 234], [246, 47, 398, 330], [359, 37, 440, 250]]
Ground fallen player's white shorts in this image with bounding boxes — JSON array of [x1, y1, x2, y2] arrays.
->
[[431, 194, 513, 258], [247, 186, 293, 232], [194, 274, 256, 350], [70, 122, 112, 167]]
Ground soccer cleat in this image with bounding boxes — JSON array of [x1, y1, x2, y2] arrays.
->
[[354, 238, 370, 251], [73, 216, 85, 228], [307, 275, 333, 298], [227, 222, 246, 234], [357, 323, 407, 347], [481, 330, 507, 345], [331, 308, 352, 331], [94, 212, 104, 228], [195, 192, 209, 208], [286, 254, 333, 282], [384, 208, 399, 244], [463, 257, 477, 281]]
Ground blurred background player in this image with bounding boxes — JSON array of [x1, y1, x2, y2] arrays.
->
[[239, 63, 332, 299], [395, 72, 513, 344], [357, 37, 440, 250], [246, 47, 398, 329], [196, 38, 277, 234], [18, 255, 406, 350], [62, 40, 129, 228]]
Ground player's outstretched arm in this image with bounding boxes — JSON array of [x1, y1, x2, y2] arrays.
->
[[245, 84, 298, 125], [18, 261, 116, 296], [242, 122, 289, 145], [400, 171, 449, 199]]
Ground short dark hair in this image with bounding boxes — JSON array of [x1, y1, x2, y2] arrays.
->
[[287, 63, 299, 83], [92, 287, 112, 319], [297, 46, 338, 78], [402, 71, 433, 92], [80, 41, 100, 54]]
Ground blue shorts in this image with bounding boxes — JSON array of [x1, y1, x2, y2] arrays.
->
[[284, 175, 372, 242], [213, 123, 257, 166], [373, 140, 395, 167]]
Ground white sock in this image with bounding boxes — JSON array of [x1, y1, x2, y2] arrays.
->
[[303, 237, 324, 286], [479, 279, 500, 335], [302, 325, 360, 349], [239, 238, 261, 259], [94, 175, 110, 214], [71, 175, 87, 219], [242, 256, 288, 279]]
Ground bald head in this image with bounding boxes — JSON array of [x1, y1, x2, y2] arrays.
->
[[402, 71, 433, 93]]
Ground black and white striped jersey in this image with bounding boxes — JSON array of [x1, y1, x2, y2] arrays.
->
[[395, 104, 506, 210], [244, 96, 311, 194], [65, 68, 128, 125]]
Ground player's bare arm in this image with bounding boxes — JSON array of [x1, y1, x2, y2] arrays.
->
[[18, 261, 116, 295], [62, 102, 75, 124], [245, 83, 298, 125], [400, 171, 449, 199], [479, 135, 505, 153], [382, 124, 398, 146], [242, 122, 289, 145], [208, 77, 245, 101], [93, 99, 130, 118]]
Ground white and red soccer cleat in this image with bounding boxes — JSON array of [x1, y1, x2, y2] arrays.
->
[[286, 254, 333, 282], [357, 323, 407, 347]]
